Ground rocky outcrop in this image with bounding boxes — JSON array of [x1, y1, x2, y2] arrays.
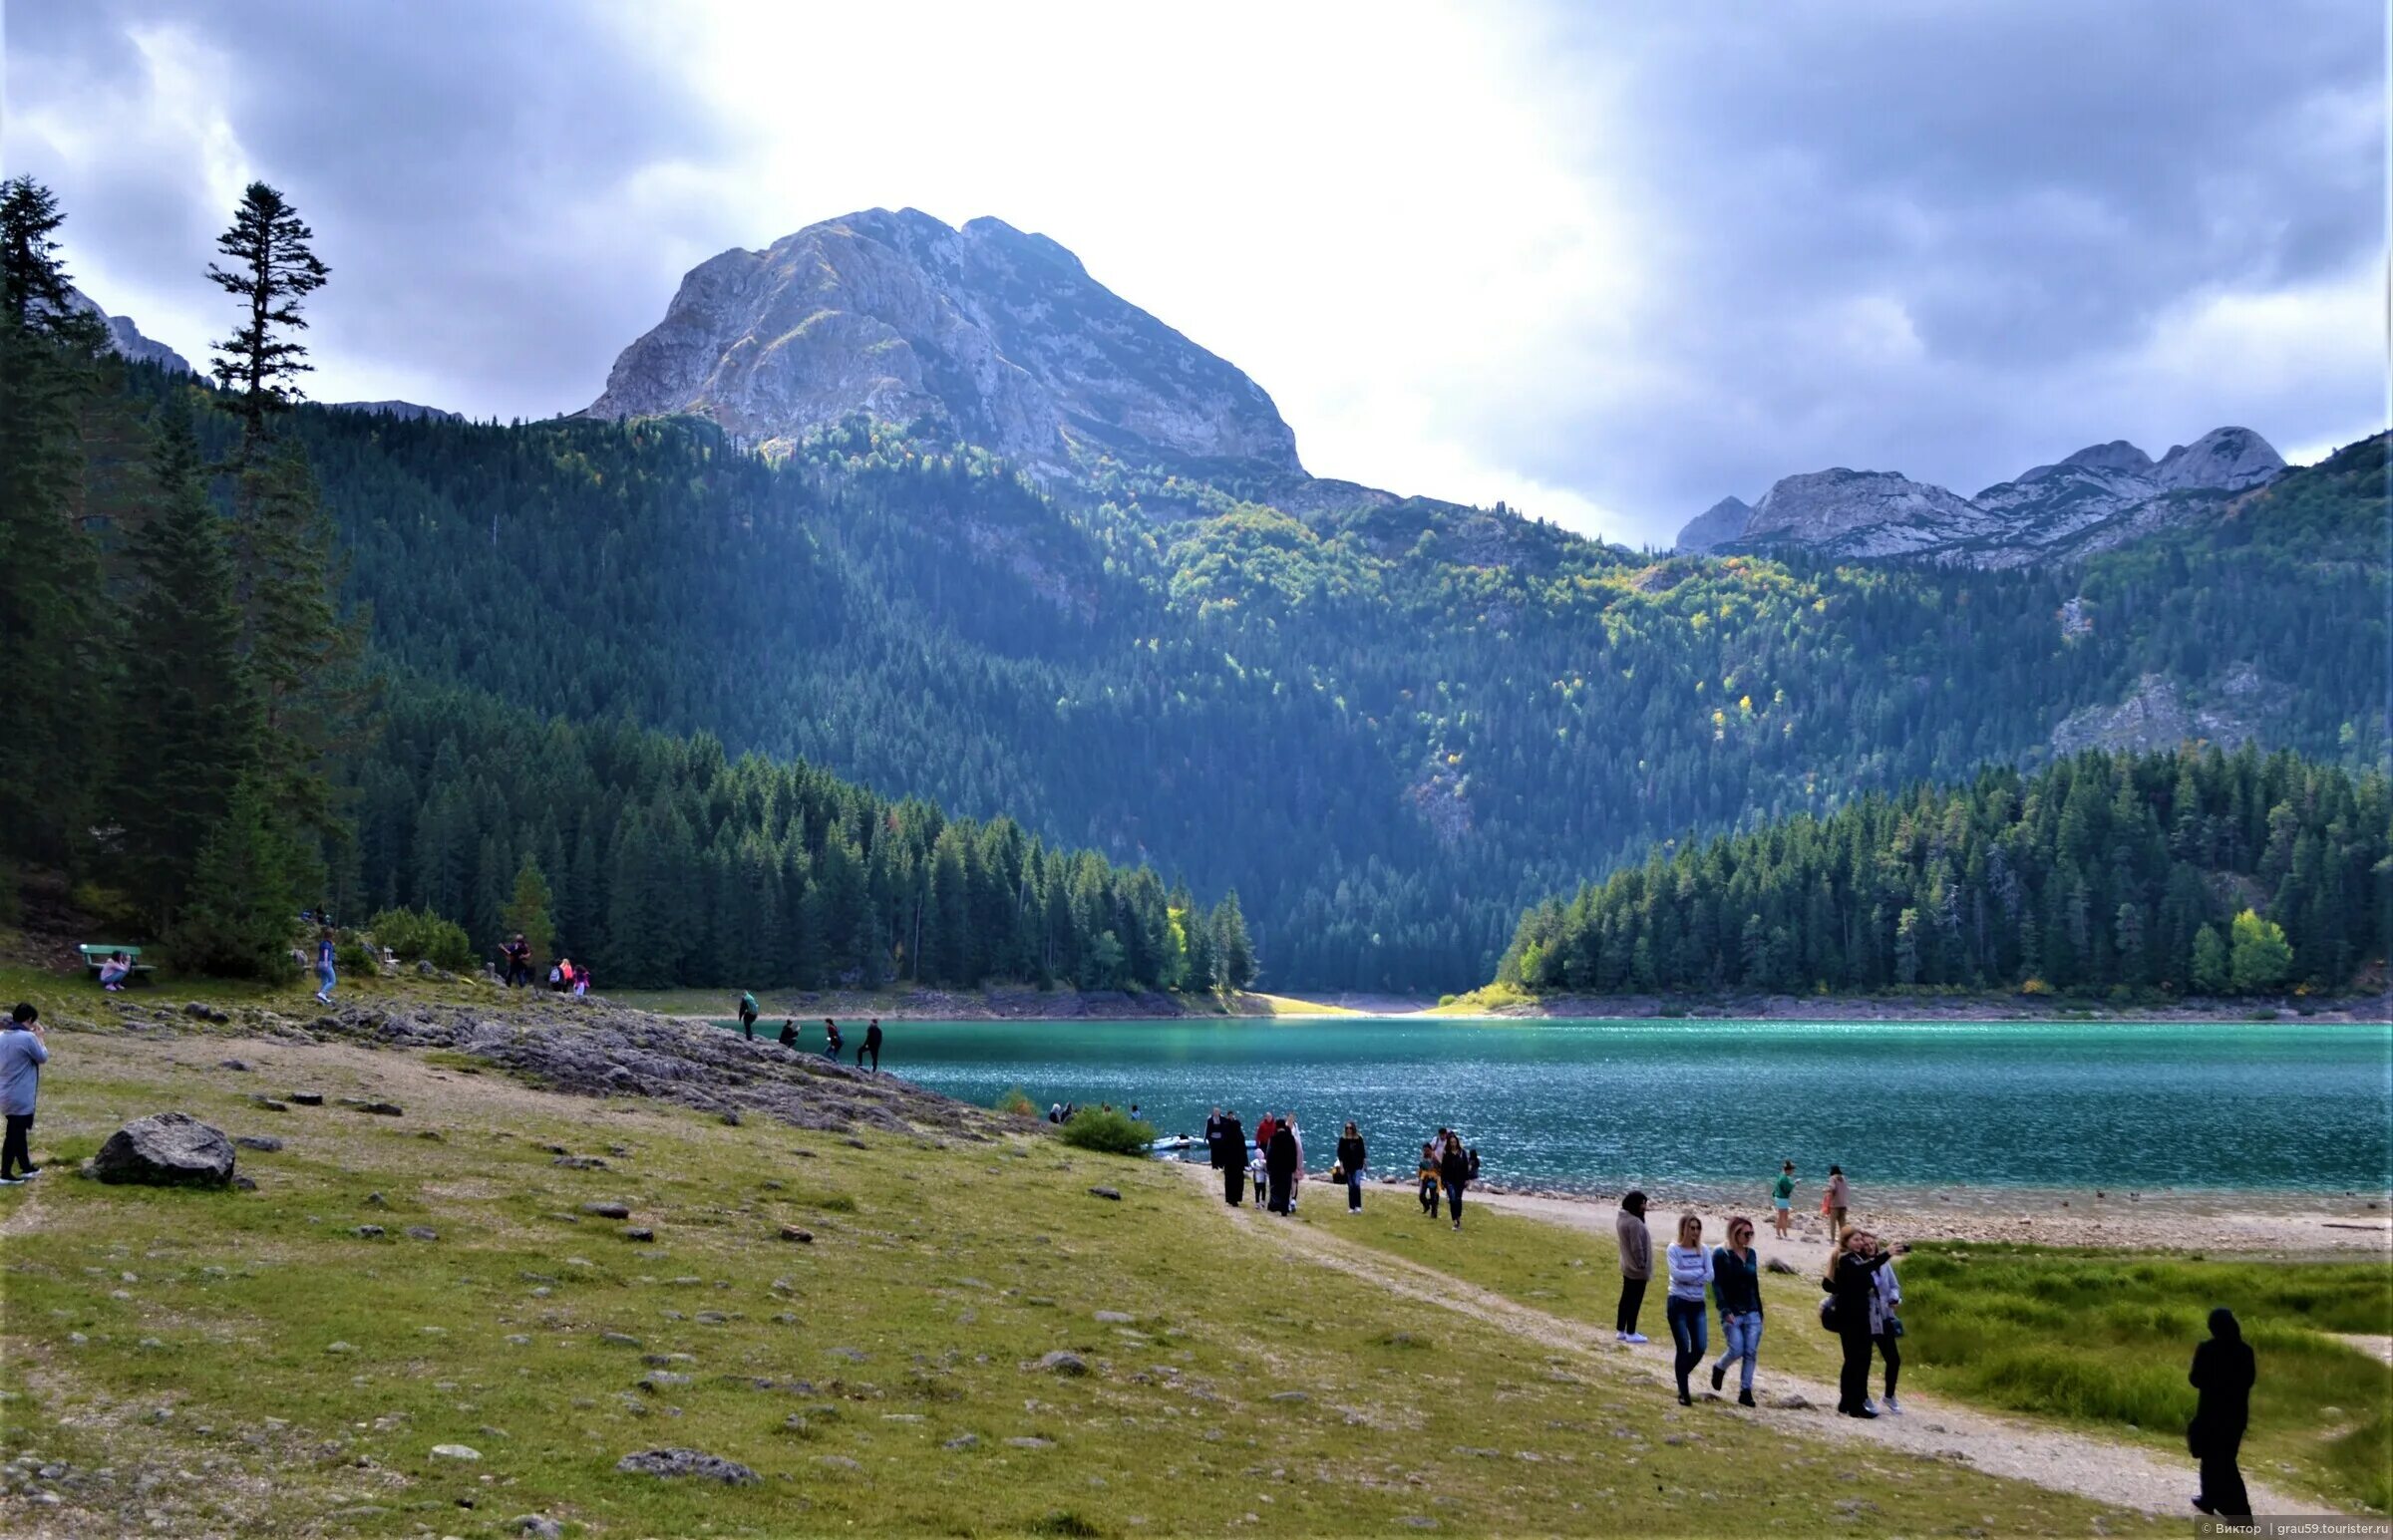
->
[[588, 207, 1302, 478], [1673, 495, 1752, 554], [92, 1112, 235, 1187], [2047, 665, 2267, 756], [65, 287, 193, 375], [1706, 427, 2287, 567]]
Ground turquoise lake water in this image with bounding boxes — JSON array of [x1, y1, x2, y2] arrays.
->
[[749, 1017, 2393, 1197]]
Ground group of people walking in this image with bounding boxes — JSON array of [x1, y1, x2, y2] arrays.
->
[[1613, 1166, 1902, 1416], [498, 935, 589, 996], [1416, 1129, 1479, 1228], [736, 995, 882, 1071], [1200, 1111, 1483, 1228]]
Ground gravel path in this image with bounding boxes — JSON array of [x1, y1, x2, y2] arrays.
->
[[1192, 1172, 2351, 1519]]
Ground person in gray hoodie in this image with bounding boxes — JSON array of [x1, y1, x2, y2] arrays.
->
[[1614, 1190, 1652, 1343], [0, 1004, 50, 1184]]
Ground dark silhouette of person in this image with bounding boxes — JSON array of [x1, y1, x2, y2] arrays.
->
[[1264, 1117, 1299, 1215], [777, 1018, 798, 1050], [823, 1019, 843, 1059], [2188, 1307, 2255, 1518], [1822, 1228, 1893, 1417], [859, 1018, 882, 1072], [1439, 1133, 1471, 1229], [1215, 1110, 1246, 1206]]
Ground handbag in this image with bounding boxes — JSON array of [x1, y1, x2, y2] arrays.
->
[[1329, 1163, 1345, 1182], [1882, 1314, 1904, 1339], [1818, 1296, 1841, 1333]]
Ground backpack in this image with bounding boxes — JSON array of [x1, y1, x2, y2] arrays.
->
[[1819, 1295, 1842, 1333]]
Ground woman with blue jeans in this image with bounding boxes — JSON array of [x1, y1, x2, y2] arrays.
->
[[1709, 1215, 1765, 1407], [312, 928, 337, 1006], [1663, 1213, 1713, 1405]]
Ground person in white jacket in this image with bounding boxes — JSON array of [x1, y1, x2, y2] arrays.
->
[[1868, 1236, 1904, 1414], [1663, 1213, 1715, 1405]]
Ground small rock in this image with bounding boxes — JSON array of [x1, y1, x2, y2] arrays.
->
[[230, 1174, 257, 1191], [1764, 1257, 1800, 1276], [249, 1096, 288, 1112], [614, 1448, 759, 1484], [325, 1342, 357, 1355], [428, 1444, 481, 1461], [182, 1002, 228, 1022], [217, 1059, 250, 1072], [1768, 1391, 1813, 1410], [1032, 1351, 1088, 1377], [581, 1202, 631, 1220], [943, 1433, 979, 1450], [554, 1156, 607, 1170], [622, 1228, 655, 1243], [405, 1226, 439, 1242], [511, 1518, 562, 1540], [601, 1333, 642, 1348], [639, 1372, 692, 1391], [1005, 1436, 1054, 1450], [353, 1225, 386, 1239], [288, 1092, 324, 1106], [344, 1101, 404, 1117], [718, 1111, 742, 1126], [1268, 1390, 1309, 1403], [816, 1455, 860, 1472], [1087, 1186, 1122, 1201], [365, 1192, 389, 1207], [1094, 1311, 1134, 1324], [234, 1135, 283, 1153], [780, 1227, 814, 1244]]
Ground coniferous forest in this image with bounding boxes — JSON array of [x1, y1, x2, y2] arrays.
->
[[1496, 746, 2389, 999], [3, 175, 2386, 996]]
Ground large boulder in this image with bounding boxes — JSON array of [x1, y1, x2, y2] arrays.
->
[[92, 1112, 237, 1187]]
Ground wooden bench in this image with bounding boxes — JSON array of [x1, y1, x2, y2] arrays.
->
[[80, 944, 156, 985]]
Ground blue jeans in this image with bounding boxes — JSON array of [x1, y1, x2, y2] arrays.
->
[[1346, 1171, 1363, 1210], [1666, 1296, 1708, 1391], [1716, 1310, 1763, 1391], [316, 963, 336, 999]]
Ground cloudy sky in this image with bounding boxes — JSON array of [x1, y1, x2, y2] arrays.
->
[[8, 0, 2383, 544]]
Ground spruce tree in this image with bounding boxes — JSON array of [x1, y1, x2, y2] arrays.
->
[[112, 413, 257, 926], [169, 777, 299, 979], [206, 181, 329, 447], [1211, 890, 1256, 991]]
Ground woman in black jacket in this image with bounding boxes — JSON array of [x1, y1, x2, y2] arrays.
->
[[1264, 1118, 1300, 1215], [1821, 1227, 1893, 1417], [2188, 1307, 2254, 1518], [1335, 1122, 1367, 1213], [1438, 1135, 1471, 1231]]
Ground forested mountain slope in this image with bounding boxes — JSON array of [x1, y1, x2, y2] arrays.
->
[[1496, 746, 2389, 998], [228, 376, 2385, 991]]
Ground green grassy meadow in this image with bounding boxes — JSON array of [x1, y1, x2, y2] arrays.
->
[[1326, 1200, 2392, 1514], [0, 1017, 2151, 1536]]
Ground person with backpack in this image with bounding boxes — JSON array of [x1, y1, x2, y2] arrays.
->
[[1614, 1191, 1652, 1343], [1821, 1226, 1894, 1417], [737, 992, 760, 1041], [0, 1004, 50, 1184], [859, 1018, 883, 1072], [1334, 1121, 1367, 1213], [1710, 1215, 1765, 1406]]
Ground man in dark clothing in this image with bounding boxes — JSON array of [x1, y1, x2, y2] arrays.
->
[[823, 1019, 843, 1059], [859, 1019, 882, 1073], [778, 1018, 799, 1050], [502, 934, 532, 989], [1215, 1110, 1246, 1206], [1822, 1233, 1894, 1416], [1438, 1136, 1471, 1229], [1264, 1118, 1299, 1215], [2188, 1307, 2255, 1517], [737, 992, 759, 1040], [1335, 1123, 1367, 1213]]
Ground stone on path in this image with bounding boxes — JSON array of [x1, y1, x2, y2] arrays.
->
[[405, 1226, 439, 1242], [614, 1448, 758, 1484], [582, 1202, 631, 1219], [92, 1113, 236, 1188], [1087, 1186, 1122, 1201], [234, 1135, 283, 1153], [1031, 1351, 1087, 1377], [512, 1519, 562, 1540], [622, 1227, 655, 1243], [287, 1092, 324, 1106], [429, 1443, 481, 1461]]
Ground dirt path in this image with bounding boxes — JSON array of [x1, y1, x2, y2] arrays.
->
[[1190, 1176, 2347, 1518]]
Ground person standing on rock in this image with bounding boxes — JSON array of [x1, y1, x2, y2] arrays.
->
[[1822, 1226, 1892, 1417], [737, 992, 760, 1040], [0, 1004, 49, 1184], [1335, 1121, 1367, 1213], [859, 1019, 882, 1073], [778, 1018, 799, 1050], [312, 927, 338, 1006], [1664, 1213, 1715, 1405], [823, 1019, 844, 1059], [1614, 1191, 1652, 1344], [1710, 1215, 1765, 1407], [1771, 1161, 1797, 1239], [2187, 1308, 2254, 1518], [503, 933, 532, 989], [1264, 1115, 1299, 1215], [1825, 1164, 1852, 1234], [1215, 1109, 1246, 1206]]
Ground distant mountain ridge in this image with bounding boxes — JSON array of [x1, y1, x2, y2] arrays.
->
[[1679, 427, 2286, 565], [66, 286, 192, 375], [588, 207, 1304, 481]]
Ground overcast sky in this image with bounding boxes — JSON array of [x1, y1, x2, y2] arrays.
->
[[8, 0, 2384, 544]]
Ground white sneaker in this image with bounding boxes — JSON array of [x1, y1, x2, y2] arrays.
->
[[1883, 1396, 1901, 1415], [1623, 1332, 1649, 1345], [1614, 1331, 1627, 1342]]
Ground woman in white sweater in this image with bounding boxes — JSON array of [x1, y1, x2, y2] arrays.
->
[[1663, 1213, 1715, 1405]]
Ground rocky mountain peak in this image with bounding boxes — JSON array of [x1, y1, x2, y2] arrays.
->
[[587, 207, 1302, 478], [2056, 440, 2155, 475], [2150, 427, 2283, 492], [1673, 495, 1753, 554], [65, 286, 192, 375]]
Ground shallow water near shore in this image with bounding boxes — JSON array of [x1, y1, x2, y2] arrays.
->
[[752, 1016, 2393, 1198]]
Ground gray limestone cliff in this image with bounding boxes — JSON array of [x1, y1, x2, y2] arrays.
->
[[587, 208, 1302, 478]]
